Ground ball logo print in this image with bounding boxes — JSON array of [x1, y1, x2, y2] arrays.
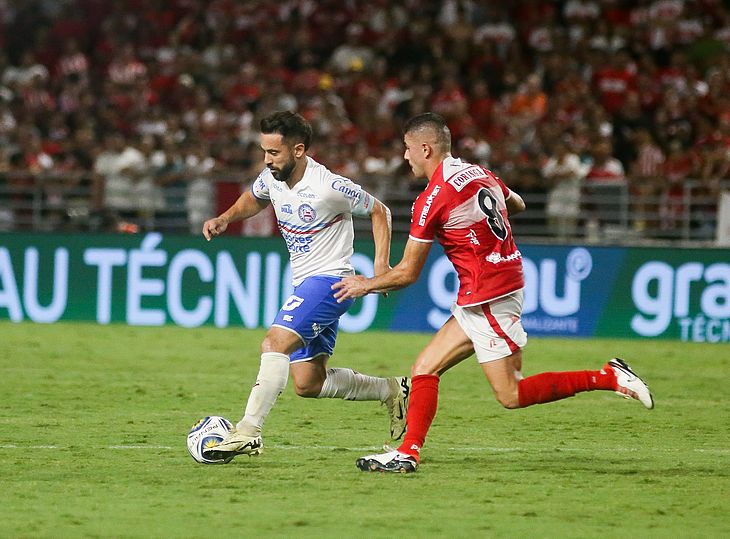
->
[[186, 416, 235, 464]]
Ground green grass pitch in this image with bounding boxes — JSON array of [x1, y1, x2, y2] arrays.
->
[[1, 321, 728, 538]]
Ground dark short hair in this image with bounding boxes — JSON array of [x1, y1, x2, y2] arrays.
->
[[403, 112, 451, 153], [260, 111, 313, 150]]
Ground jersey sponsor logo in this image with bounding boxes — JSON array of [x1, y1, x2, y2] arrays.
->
[[253, 174, 267, 194], [359, 192, 372, 210], [331, 178, 361, 200], [297, 188, 317, 199], [298, 203, 317, 222], [446, 166, 486, 192], [486, 249, 522, 264], [467, 229, 480, 245], [281, 231, 313, 253], [282, 203, 293, 214], [418, 185, 441, 226]]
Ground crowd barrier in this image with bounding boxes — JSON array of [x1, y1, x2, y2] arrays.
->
[[2, 171, 729, 243]]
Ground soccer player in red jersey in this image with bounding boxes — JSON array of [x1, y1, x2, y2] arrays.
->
[[333, 113, 654, 473]]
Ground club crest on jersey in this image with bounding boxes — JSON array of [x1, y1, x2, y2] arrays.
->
[[298, 203, 317, 222]]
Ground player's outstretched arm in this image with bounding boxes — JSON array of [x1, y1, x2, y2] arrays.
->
[[202, 190, 269, 240], [369, 198, 392, 275], [506, 189, 526, 215], [332, 239, 431, 302]]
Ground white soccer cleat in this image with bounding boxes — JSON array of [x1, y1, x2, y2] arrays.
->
[[384, 376, 410, 440], [356, 449, 418, 474], [201, 427, 263, 461], [605, 358, 654, 410]]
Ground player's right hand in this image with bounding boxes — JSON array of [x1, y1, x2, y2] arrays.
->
[[332, 275, 370, 303], [202, 217, 228, 241]]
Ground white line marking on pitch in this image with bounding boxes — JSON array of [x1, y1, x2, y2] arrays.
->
[[0, 444, 61, 449], [107, 445, 173, 449], [1, 444, 728, 455]]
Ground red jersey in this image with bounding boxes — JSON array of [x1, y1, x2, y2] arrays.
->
[[409, 156, 524, 306]]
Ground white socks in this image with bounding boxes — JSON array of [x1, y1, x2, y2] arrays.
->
[[236, 360, 393, 435], [237, 352, 290, 435], [317, 367, 392, 402]]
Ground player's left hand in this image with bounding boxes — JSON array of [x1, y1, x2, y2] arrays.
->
[[332, 275, 370, 303]]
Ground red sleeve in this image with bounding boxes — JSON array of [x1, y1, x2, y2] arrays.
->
[[494, 174, 511, 199]]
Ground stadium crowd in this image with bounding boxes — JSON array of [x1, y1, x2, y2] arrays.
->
[[0, 0, 729, 237]]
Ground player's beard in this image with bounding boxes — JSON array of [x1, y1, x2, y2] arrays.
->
[[269, 158, 296, 182]]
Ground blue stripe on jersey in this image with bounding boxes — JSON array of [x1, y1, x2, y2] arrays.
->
[[277, 214, 344, 235]]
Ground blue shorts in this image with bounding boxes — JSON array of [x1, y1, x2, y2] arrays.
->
[[272, 275, 354, 362]]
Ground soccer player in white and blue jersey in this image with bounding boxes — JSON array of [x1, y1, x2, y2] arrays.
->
[[201, 111, 409, 460]]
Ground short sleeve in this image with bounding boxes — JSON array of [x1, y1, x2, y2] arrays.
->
[[251, 168, 270, 200], [408, 184, 443, 242]]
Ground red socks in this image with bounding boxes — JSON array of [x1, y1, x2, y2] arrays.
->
[[398, 374, 439, 462], [517, 369, 616, 408], [396, 369, 617, 461]]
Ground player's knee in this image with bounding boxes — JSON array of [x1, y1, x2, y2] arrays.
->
[[494, 389, 520, 409], [260, 337, 276, 354], [411, 365, 433, 377], [411, 359, 439, 377], [293, 380, 322, 398], [261, 335, 289, 354]]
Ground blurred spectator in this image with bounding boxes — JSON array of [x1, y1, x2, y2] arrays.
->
[[55, 39, 89, 85], [613, 92, 653, 165], [592, 48, 636, 115], [629, 128, 666, 231], [541, 137, 589, 239], [585, 139, 626, 184], [133, 135, 166, 229], [508, 73, 548, 128], [92, 133, 145, 226], [0, 0, 727, 240], [660, 139, 694, 231], [584, 139, 626, 239], [185, 142, 218, 235], [329, 23, 375, 74]]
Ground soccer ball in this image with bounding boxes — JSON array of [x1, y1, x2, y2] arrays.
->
[[186, 415, 234, 464]]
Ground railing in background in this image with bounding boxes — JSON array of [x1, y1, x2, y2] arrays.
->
[[0, 170, 728, 244], [379, 178, 730, 244]]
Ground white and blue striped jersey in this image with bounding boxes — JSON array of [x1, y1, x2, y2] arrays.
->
[[251, 156, 375, 286]]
